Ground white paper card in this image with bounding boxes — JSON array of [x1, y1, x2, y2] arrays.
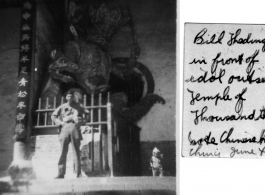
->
[[183, 23, 265, 158]]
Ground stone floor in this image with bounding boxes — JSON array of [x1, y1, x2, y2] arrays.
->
[[0, 173, 176, 195]]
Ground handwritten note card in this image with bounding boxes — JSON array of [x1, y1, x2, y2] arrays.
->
[[183, 23, 265, 158]]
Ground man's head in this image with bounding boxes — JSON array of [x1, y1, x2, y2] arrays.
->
[[65, 91, 74, 103]]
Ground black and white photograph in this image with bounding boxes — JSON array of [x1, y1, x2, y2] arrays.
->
[[0, 0, 176, 194]]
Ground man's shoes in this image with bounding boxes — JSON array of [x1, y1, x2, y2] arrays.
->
[[55, 175, 64, 179], [77, 174, 85, 178]]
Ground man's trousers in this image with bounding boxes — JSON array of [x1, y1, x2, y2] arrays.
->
[[58, 123, 81, 177]]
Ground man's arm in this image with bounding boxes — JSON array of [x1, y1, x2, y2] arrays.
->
[[51, 106, 65, 126], [75, 103, 89, 126], [79, 103, 90, 114], [71, 109, 79, 123]]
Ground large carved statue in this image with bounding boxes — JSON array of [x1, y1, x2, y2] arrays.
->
[[41, 1, 165, 122]]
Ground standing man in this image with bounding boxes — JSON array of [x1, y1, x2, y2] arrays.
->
[[52, 91, 88, 179]]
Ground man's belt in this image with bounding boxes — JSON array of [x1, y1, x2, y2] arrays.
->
[[65, 121, 75, 124]]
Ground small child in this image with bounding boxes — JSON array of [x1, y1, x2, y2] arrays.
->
[[150, 147, 163, 177]]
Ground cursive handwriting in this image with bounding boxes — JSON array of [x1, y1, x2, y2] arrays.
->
[[194, 28, 225, 45], [187, 26, 265, 158], [188, 131, 218, 146], [228, 70, 265, 84], [258, 146, 265, 156], [230, 147, 256, 158], [192, 106, 254, 125], [211, 52, 244, 74], [185, 68, 225, 84], [189, 57, 207, 64], [211, 49, 258, 75], [189, 145, 220, 157], [234, 87, 247, 115], [187, 86, 232, 106], [259, 147, 265, 156], [220, 128, 265, 144], [227, 29, 265, 52], [245, 50, 259, 74]]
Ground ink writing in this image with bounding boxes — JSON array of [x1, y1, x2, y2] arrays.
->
[[188, 131, 218, 146], [211, 52, 243, 74], [185, 68, 225, 84], [187, 86, 232, 106], [189, 57, 207, 65], [234, 87, 247, 114], [194, 28, 225, 45], [228, 70, 265, 84], [191, 106, 265, 125], [230, 147, 256, 158], [220, 128, 265, 144], [185, 24, 265, 158], [189, 145, 221, 157], [227, 29, 265, 52]]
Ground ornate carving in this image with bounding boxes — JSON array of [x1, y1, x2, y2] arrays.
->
[[41, 1, 165, 122]]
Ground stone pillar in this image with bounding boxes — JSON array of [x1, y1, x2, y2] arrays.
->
[[8, 0, 36, 181]]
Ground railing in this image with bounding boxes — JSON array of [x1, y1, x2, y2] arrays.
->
[[32, 93, 141, 176]]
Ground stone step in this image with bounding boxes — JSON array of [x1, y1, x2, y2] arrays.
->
[[1, 176, 176, 195]]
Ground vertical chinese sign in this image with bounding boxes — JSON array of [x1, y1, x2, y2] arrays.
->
[[15, 0, 36, 141]]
